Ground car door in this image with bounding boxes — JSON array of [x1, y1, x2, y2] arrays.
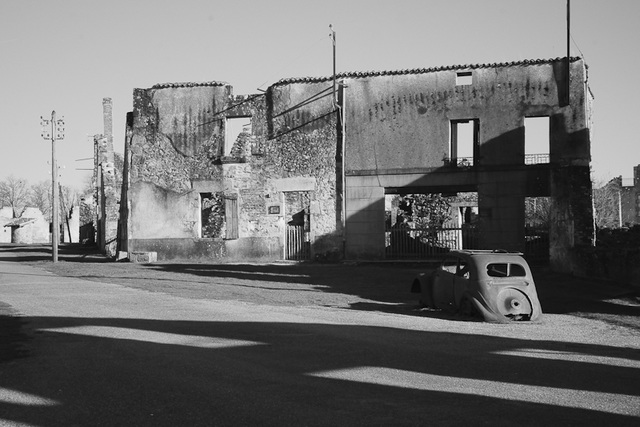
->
[[432, 256, 457, 309], [452, 257, 471, 307]]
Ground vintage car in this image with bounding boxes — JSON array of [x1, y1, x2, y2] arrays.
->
[[411, 250, 543, 322]]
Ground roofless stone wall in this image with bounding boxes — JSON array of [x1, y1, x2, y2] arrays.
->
[[123, 81, 341, 261], [122, 57, 594, 269]]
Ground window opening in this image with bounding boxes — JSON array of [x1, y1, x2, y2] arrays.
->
[[487, 263, 526, 277], [456, 71, 472, 86], [200, 192, 224, 238], [524, 117, 550, 164], [457, 260, 470, 278], [510, 264, 526, 276], [442, 257, 458, 274], [450, 120, 478, 167], [225, 117, 252, 157]]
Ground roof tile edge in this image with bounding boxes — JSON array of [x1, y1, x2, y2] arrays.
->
[[151, 81, 228, 89], [272, 56, 583, 87]]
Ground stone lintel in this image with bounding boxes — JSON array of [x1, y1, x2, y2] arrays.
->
[[273, 177, 316, 192]]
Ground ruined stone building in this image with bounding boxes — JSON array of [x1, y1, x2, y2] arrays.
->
[[619, 165, 640, 226], [598, 164, 640, 227], [119, 57, 594, 272], [0, 207, 50, 244], [92, 98, 119, 257]]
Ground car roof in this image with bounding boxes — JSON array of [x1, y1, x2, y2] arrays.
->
[[452, 249, 524, 256], [447, 250, 528, 263]]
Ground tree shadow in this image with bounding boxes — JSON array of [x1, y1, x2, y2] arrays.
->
[[2, 244, 638, 325], [0, 243, 108, 263], [1, 315, 639, 426]]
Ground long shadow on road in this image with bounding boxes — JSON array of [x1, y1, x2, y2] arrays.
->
[[1, 315, 639, 426], [2, 243, 639, 327]]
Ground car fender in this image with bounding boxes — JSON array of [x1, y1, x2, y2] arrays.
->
[[472, 288, 543, 323], [458, 291, 496, 321]]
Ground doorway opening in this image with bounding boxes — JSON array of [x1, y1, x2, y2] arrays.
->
[[284, 191, 310, 260], [385, 191, 478, 259], [524, 196, 550, 264]]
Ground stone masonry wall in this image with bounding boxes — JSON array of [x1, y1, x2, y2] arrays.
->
[[124, 80, 341, 260]]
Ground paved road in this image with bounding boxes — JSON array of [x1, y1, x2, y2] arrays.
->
[[1, 259, 639, 426]]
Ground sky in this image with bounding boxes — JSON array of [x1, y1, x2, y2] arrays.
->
[[1, 0, 638, 191]]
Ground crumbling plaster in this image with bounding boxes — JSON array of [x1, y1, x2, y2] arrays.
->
[[122, 57, 594, 269], [340, 58, 594, 266], [124, 80, 340, 261]]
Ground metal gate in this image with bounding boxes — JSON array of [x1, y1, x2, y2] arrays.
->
[[385, 225, 478, 259], [286, 225, 310, 261], [524, 226, 549, 265]]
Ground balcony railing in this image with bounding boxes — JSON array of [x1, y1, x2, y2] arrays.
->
[[525, 153, 549, 165], [443, 154, 550, 167], [443, 157, 474, 168]]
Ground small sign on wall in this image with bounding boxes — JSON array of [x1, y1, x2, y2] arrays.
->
[[267, 203, 282, 215]]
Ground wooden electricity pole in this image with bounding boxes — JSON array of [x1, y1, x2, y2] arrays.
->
[[41, 111, 65, 262], [566, 0, 571, 105]]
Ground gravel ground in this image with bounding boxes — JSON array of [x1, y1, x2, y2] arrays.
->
[[1, 243, 639, 425], [2, 243, 638, 331]]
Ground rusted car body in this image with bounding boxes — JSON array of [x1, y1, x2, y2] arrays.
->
[[411, 250, 543, 322]]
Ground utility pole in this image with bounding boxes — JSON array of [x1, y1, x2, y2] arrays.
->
[[330, 24, 337, 107], [566, 0, 571, 105], [329, 24, 347, 246], [41, 111, 65, 262]]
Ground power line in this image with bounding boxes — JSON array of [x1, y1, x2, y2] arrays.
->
[[571, 34, 586, 60]]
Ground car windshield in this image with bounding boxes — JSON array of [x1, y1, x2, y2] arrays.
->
[[486, 263, 526, 277]]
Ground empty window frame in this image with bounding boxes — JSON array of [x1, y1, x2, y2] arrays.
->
[[225, 117, 252, 156], [486, 263, 526, 277], [200, 192, 222, 238], [441, 257, 458, 274], [524, 117, 550, 164], [450, 119, 479, 166], [456, 71, 473, 86]]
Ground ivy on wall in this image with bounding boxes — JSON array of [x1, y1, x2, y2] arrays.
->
[[201, 192, 225, 238]]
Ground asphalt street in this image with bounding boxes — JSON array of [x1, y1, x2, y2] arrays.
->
[[0, 256, 639, 426]]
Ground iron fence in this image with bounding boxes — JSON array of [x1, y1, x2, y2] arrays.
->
[[443, 157, 474, 167], [286, 225, 310, 261], [386, 225, 478, 259], [524, 226, 549, 264], [525, 153, 550, 165], [385, 224, 549, 263]]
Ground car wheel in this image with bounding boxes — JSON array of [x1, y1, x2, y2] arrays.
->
[[496, 288, 533, 320]]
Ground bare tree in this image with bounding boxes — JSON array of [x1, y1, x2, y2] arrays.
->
[[593, 177, 621, 229], [59, 184, 79, 217], [79, 173, 96, 227], [525, 197, 551, 228], [29, 180, 52, 221], [0, 175, 29, 217]]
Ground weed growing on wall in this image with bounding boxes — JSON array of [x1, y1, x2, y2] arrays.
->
[[201, 192, 224, 238]]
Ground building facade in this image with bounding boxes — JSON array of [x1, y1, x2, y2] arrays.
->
[[120, 57, 594, 272]]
